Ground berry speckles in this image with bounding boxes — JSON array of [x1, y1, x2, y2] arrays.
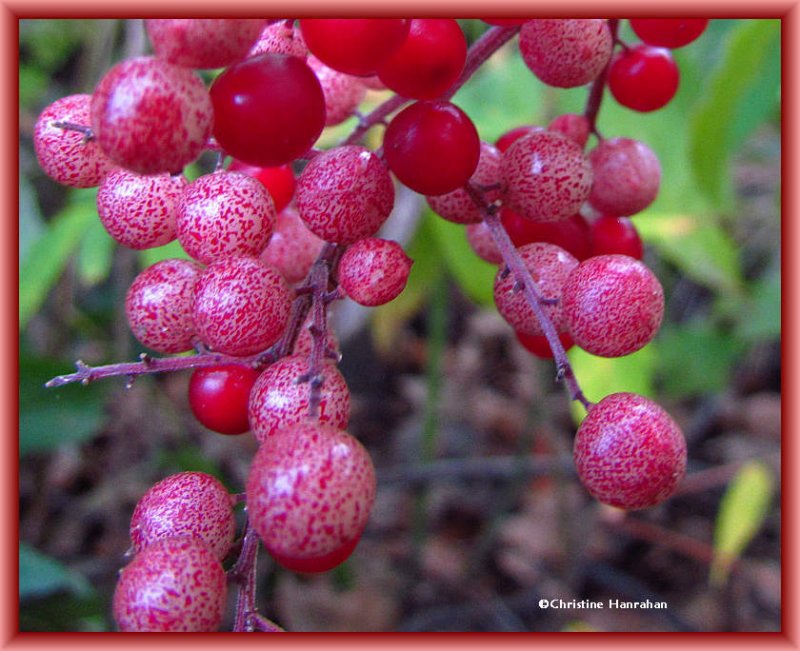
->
[[588, 137, 661, 217], [573, 392, 687, 510], [338, 238, 413, 307]]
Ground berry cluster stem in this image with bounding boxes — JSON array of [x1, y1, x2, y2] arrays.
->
[[583, 19, 619, 138]]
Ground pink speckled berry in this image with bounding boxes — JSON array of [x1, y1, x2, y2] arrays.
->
[[246, 421, 376, 573], [130, 472, 235, 559], [33, 94, 115, 188], [97, 169, 186, 250], [248, 354, 350, 444], [308, 56, 367, 126], [519, 19, 613, 88], [113, 535, 227, 632], [493, 242, 579, 336], [466, 221, 502, 264], [249, 20, 308, 58], [177, 170, 276, 265], [562, 254, 664, 357], [192, 256, 292, 356], [338, 238, 413, 307], [146, 19, 266, 69], [296, 145, 395, 245], [292, 315, 340, 359], [574, 392, 687, 510], [588, 137, 661, 217], [90, 56, 213, 175], [548, 113, 590, 149], [125, 259, 203, 354], [426, 141, 502, 225], [501, 130, 593, 223], [260, 206, 325, 284]]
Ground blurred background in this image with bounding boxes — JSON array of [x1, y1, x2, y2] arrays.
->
[[19, 19, 780, 631]]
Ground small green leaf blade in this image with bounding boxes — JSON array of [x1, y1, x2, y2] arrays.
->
[[19, 542, 92, 600]]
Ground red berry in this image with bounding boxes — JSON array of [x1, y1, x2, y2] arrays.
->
[[501, 208, 591, 260], [574, 392, 687, 509], [588, 137, 661, 217], [338, 238, 413, 306], [466, 221, 502, 264], [260, 207, 325, 284], [384, 100, 480, 196], [515, 330, 574, 359], [608, 44, 679, 112], [246, 422, 376, 573], [548, 113, 590, 149], [210, 53, 325, 167], [629, 19, 709, 49], [189, 365, 260, 435], [308, 56, 367, 126], [589, 215, 643, 260], [228, 160, 296, 214], [495, 125, 544, 153]]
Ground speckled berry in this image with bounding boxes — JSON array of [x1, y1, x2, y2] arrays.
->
[[501, 130, 593, 223], [33, 94, 115, 188], [113, 535, 227, 632], [260, 207, 325, 284], [292, 315, 340, 359], [493, 242, 579, 336], [90, 56, 213, 175], [249, 20, 308, 58], [192, 256, 292, 356], [246, 422, 376, 573], [588, 137, 661, 217], [125, 259, 203, 354], [574, 392, 687, 509], [248, 354, 350, 444], [130, 472, 235, 559], [97, 169, 186, 250], [338, 238, 413, 307], [466, 221, 502, 264], [296, 145, 395, 245], [548, 113, 590, 148], [562, 254, 664, 357], [308, 56, 367, 126], [177, 170, 276, 265]]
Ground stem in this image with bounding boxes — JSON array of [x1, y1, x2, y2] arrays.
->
[[52, 120, 94, 142], [583, 19, 619, 138], [230, 519, 268, 633]]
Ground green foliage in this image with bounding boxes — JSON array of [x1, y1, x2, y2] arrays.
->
[[19, 542, 91, 599]]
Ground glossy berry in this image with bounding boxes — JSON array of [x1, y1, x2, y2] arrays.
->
[[515, 330, 574, 359], [562, 254, 664, 357], [295, 145, 395, 244], [574, 392, 687, 509], [246, 422, 376, 573], [501, 130, 593, 223], [384, 100, 480, 196], [588, 137, 661, 217], [228, 160, 296, 213], [125, 259, 203, 354], [608, 45, 679, 112], [113, 536, 227, 632], [189, 365, 260, 435], [260, 206, 325, 284], [249, 20, 308, 58], [629, 19, 709, 49], [300, 18, 410, 76], [377, 19, 466, 100], [501, 208, 591, 261], [33, 94, 115, 188], [97, 169, 186, 250], [130, 472, 235, 558], [90, 56, 213, 175], [177, 170, 276, 264], [589, 215, 643, 260], [426, 141, 502, 225], [519, 19, 613, 88], [548, 113, 590, 148], [192, 256, 292, 356], [338, 238, 413, 307], [210, 53, 325, 167], [495, 124, 544, 153], [308, 56, 367, 126], [146, 19, 266, 69], [248, 354, 350, 444], [493, 242, 579, 336], [466, 221, 502, 264]]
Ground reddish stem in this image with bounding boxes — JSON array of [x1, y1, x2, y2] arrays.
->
[[583, 19, 619, 139]]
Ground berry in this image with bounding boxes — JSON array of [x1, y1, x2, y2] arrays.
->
[[33, 94, 115, 188], [562, 254, 664, 357], [384, 100, 480, 196], [248, 354, 350, 444], [90, 56, 213, 175], [501, 208, 591, 260], [515, 330, 574, 359], [466, 221, 502, 264], [307, 56, 367, 126], [113, 536, 227, 632], [519, 19, 613, 88], [338, 238, 413, 307], [588, 137, 661, 217], [210, 53, 325, 167], [608, 44, 679, 112], [501, 130, 593, 223], [125, 259, 203, 354], [495, 125, 544, 153], [548, 113, 590, 148], [176, 170, 276, 265], [192, 256, 292, 356], [295, 145, 395, 244], [377, 18, 466, 100], [629, 19, 709, 49], [246, 422, 376, 573], [300, 18, 410, 76], [130, 472, 235, 558], [189, 365, 260, 435], [97, 169, 186, 250], [228, 160, 296, 213], [292, 316, 340, 359], [146, 19, 266, 69], [589, 215, 643, 260], [573, 392, 687, 509], [249, 20, 308, 58], [260, 207, 325, 284], [481, 19, 528, 26], [493, 242, 579, 336]]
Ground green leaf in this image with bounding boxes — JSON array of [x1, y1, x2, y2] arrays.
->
[[736, 263, 781, 341], [19, 542, 91, 600], [77, 215, 116, 286], [138, 238, 192, 268], [19, 172, 45, 262], [711, 461, 775, 587]]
